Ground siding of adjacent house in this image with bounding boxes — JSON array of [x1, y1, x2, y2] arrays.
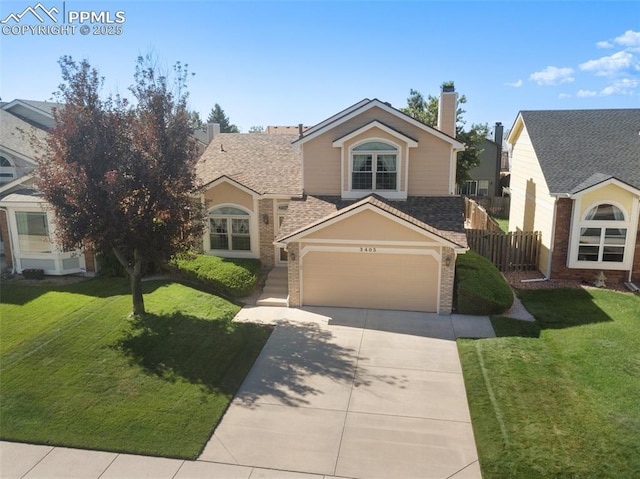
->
[[302, 106, 454, 196], [508, 123, 556, 276]]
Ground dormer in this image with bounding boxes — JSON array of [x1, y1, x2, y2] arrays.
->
[[332, 121, 417, 199]]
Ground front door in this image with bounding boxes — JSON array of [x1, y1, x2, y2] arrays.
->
[[275, 202, 288, 266]]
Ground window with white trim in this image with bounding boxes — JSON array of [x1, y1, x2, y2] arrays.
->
[[576, 203, 627, 263], [0, 156, 16, 183], [351, 141, 397, 191], [15, 211, 52, 253], [209, 206, 251, 251], [457, 179, 489, 196]]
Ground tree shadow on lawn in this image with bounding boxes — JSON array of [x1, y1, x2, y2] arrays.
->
[[0, 277, 166, 306], [116, 315, 388, 408], [115, 312, 271, 396], [492, 287, 616, 338]]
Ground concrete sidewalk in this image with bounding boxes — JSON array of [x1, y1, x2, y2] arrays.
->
[[2, 307, 494, 479]]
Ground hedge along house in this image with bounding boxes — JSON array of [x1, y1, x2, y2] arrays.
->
[[507, 109, 640, 286], [0, 100, 98, 276], [197, 86, 469, 313]]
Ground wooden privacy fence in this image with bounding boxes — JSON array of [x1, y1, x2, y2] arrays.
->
[[466, 229, 541, 272], [464, 197, 502, 232], [468, 196, 511, 218]]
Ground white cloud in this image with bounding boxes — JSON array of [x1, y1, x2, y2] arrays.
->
[[600, 78, 638, 96], [579, 51, 636, 76], [597, 41, 613, 49], [615, 30, 640, 47], [505, 79, 523, 87], [558, 93, 572, 99], [576, 90, 597, 97], [529, 66, 575, 85]]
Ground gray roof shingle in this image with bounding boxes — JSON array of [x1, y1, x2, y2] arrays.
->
[[519, 109, 640, 194], [278, 195, 467, 248], [196, 133, 302, 196], [0, 109, 48, 161]]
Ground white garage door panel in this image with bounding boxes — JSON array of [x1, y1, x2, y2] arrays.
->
[[302, 251, 438, 312]]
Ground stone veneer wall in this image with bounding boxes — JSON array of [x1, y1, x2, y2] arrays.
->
[[440, 247, 455, 314], [287, 242, 301, 307], [258, 199, 275, 269], [551, 198, 640, 283]]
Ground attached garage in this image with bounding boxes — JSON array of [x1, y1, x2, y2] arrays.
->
[[301, 249, 439, 312]]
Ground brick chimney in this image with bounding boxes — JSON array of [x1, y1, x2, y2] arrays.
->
[[437, 84, 457, 137]]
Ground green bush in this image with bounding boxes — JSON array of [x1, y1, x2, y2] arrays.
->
[[169, 254, 261, 298], [455, 250, 513, 315]]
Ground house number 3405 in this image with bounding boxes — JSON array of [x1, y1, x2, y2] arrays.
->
[[360, 247, 377, 252]]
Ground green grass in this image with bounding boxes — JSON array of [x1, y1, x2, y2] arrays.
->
[[0, 278, 271, 459], [458, 288, 640, 478], [455, 250, 513, 314], [492, 216, 509, 233]]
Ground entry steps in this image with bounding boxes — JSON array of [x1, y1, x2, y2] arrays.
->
[[256, 267, 289, 306]]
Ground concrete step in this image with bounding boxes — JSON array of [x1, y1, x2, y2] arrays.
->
[[256, 295, 289, 307], [263, 285, 288, 295]]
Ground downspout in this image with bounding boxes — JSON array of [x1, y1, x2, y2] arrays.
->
[[0, 207, 17, 274]]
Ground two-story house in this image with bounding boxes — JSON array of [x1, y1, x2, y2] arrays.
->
[[197, 87, 469, 313]]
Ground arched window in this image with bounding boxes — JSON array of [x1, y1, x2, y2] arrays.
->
[[0, 155, 16, 183], [577, 203, 627, 263], [351, 141, 398, 191], [209, 206, 251, 251]]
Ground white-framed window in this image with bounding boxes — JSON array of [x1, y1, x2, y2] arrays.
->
[[209, 206, 251, 251], [458, 179, 489, 196], [351, 141, 397, 191], [15, 211, 52, 253], [0, 156, 16, 183], [576, 203, 627, 264]]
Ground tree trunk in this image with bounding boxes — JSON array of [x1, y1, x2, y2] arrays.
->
[[112, 247, 146, 316]]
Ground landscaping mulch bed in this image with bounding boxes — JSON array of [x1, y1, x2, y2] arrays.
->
[[503, 270, 629, 292]]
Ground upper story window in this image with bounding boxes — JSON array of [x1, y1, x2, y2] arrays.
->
[[209, 206, 251, 251], [0, 156, 16, 183], [577, 203, 627, 263], [351, 141, 397, 191]]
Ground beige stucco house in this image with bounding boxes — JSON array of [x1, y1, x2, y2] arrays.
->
[[507, 109, 640, 285], [197, 87, 469, 313]]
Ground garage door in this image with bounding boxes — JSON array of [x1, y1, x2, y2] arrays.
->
[[301, 250, 439, 312]]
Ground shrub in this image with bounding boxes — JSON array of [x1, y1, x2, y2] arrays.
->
[[169, 254, 261, 298], [22, 269, 45, 280], [455, 250, 513, 315]]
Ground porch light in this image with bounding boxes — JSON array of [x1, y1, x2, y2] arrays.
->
[[290, 250, 296, 261], [262, 213, 269, 225], [445, 254, 452, 267]]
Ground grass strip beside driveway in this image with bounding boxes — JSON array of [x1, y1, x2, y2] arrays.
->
[[459, 288, 640, 479], [0, 278, 271, 459]]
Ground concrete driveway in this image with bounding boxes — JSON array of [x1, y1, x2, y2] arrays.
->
[[200, 307, 490, 479]]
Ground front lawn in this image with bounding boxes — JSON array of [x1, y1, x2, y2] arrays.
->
[[0, 278, 271, 459], [459, 288, 640, 478]]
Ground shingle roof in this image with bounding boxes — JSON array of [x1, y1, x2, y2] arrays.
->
[[196, 133, 302, 196], [0, 109, 48, 161], [278, 195, 467, 248], [519, 109, 640, 194]]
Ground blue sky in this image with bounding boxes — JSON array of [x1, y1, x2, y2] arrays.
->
[[1, 1, 638, 134]]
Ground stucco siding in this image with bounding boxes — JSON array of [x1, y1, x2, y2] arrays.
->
[[304, 209, 431, 243], [203, 181, 255, 211], [302, 106, 453, 196]]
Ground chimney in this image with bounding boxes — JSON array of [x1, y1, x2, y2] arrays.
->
[[494, 122, 504, 144], [298, 123, 304, 139], [207, 123, 221, 143], [437, 84, 457, 137]]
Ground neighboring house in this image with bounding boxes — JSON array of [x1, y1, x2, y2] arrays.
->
[[507, 109, 640, 285], [0, 99, 99, 275], [457, 122, 504, 197], [197, 87, 469, 313]]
